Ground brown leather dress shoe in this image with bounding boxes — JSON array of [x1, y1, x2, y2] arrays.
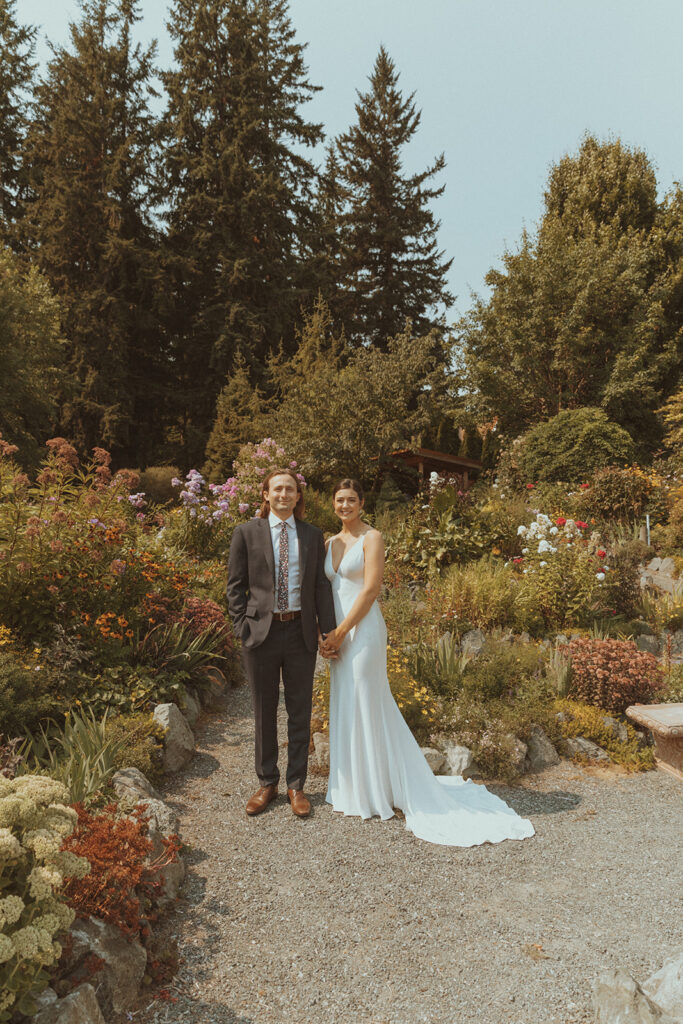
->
[[287, 788, 311, 817], [246, 785, 278, 816]]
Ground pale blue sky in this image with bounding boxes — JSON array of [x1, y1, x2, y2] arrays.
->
[[17, 0, 683, 319]]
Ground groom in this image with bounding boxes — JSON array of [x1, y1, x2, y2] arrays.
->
[[227, 469, 337, 818]]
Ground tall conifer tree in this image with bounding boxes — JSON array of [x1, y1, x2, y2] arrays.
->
[[0, 0, 36, 244], [162, 0, 323, 465], [24, 0, 165, 463], [332, 47, 453, 348]]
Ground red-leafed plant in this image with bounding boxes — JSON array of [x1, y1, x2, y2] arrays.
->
[[176, 596, 235, 658], [567, 637, 664, 714], [61, 802, 181, 938]]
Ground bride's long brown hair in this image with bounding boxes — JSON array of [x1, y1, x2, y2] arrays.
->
[[332, 478, 364, 501], [258, 468, 305, 520]]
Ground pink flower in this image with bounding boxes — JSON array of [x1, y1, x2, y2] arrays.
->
[[579, 483, 590, 490], [290, 460, 297, 468], [526, 483, 534, 490], [238, 503, 249, 513]]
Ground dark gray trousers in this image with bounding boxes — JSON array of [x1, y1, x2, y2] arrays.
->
[[241, 618, 317, 790]]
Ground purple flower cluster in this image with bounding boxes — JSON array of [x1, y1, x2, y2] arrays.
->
[[128, 492, 147, 509]]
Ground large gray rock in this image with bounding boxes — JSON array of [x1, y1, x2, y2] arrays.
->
[[461, 628, 485, 656], [442, 742, 480, 779], [140, 798, 185, 907], [593, 968, 679, 1023], [63, 917, 146, 1016], [602, 715, 629, 744], [33, 984, 105, 1024], [643, 952, 683, 1020], [153, 702, 195, 771], [181, 689, 201, 727], [420, 747, 447, 774], [659, 557, 676, 575], [504, 734, 528, 774], [647, 557, 663, 572], [563, 736, 610, 761], [636, 634, 661, 655], [312, 732, 330, 770], [111, 766, 159, 803], [526, 724, 560, 771]]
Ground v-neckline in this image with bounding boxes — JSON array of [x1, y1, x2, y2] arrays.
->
[[331, 534, 364, 575]]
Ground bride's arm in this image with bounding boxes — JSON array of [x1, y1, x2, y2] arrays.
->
[[324, 531, 384, 649]]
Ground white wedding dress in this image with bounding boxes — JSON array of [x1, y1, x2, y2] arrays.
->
[[324, 534, 535, 846]]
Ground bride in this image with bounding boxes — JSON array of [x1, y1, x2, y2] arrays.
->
[[319, 478, 535, 847]]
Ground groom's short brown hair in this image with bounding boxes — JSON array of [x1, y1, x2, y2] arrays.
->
[[259, 468, 305, 520]]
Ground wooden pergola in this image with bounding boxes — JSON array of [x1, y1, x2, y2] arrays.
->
[[387, 447, 483, 488]]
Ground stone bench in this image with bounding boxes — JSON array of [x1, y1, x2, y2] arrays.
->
[[625, 703, 683, 780]]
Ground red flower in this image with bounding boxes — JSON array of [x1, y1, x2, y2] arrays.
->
[[575, 520, 588, 528], [526, 483, 535, 490], [597, 549, 606, 559], [580, 482, 590, 489], [555, 517, 567, 526], [512, 556, 524, 563]]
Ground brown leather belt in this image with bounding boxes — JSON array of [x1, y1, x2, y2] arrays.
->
[[272, 610, 301, 622]]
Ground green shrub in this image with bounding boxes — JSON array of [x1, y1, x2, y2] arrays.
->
[[573, 466, 654, 524], [301, 487, 339, 536], [0, 649, 55, 736], [0, 775, 90, 1019], [437, 559, 519, 631], [556, 699, 655, 771], [659, 664, 683, 703], [105, 712, 165, 784], [460, 638, 545, 701], [138, 465, 181, 506], [515, 407, 636, 484]]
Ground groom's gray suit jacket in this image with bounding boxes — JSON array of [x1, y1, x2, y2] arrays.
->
[[226, 515, 336, 651]]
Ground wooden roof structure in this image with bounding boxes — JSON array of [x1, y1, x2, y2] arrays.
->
[[387, 447, 483, 484]]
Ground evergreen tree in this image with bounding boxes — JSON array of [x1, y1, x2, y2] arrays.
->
[[203, 350, 267, 481], [332, 47, 453, 347], [0, 247, 67, 467], [162, 0, 324, 465], [459, 136, 683, 455], [0, 0, 36, 244], [23, 0, 165, 464]]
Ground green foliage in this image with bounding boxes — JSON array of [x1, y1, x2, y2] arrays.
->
[[659, 382, 683, 454], [138, 466, 181, 507], [459, 136, 682, 452], [460, 638, 544, 702], [24, 0, 166, 463], [17, 706, 131, 804], [162, 0, 323, 464], [515, 408, 636, 484], [0, 251, 66, 467], [330, 46, 453, 347], [574, 466, 656, 524], [103, 712, 165, 784], [0, 648, 54, 736], [203, 350, 267, 483], [266, 298, 455, 488], [407, 633, 474, 699], [660, 663, 683, 703], [133, 622, 225, 680], [436, 560, 519, 631], [556, 699, 655, 771], [0, 0, 36, 237], [302, 488, 339, 536], [0, 775, 89, 1021]]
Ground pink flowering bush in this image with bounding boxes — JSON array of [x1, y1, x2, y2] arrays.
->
[[566, 637, 664, 713], [162, 439, 305, 557]]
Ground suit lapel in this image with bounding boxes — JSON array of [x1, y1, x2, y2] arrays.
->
[[296, 519, 309, 581], [258, 516, 275, 583]]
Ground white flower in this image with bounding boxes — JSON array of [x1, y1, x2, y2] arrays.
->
[[517, 525, 527, 536], [537, 514, 552, 527], [539, 561, 547, 567], [0, 895, 24, 927], [0, 934, 13, 964], [538, 539, 552, 554], [0, 828, 22, 860], [596, 572, 605, 581], [549, 526, 558, 535], [522, 547, 529, 554]]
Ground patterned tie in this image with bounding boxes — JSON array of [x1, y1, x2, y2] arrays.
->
[[277, 521, 289, 611]]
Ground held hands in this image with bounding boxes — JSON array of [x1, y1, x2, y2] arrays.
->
[[319, 627, 345, 659]]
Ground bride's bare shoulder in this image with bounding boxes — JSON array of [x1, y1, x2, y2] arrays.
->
[[324, 532, 341, 551], [362, 527, 384, 547]]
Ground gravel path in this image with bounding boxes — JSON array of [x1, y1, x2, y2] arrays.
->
[[127, 685, 682, 1024]]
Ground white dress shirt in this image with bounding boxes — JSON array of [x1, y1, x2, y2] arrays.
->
[[269, 511, 301, 612]]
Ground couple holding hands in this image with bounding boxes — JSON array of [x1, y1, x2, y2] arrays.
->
[[227, 468, 534, 847]]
